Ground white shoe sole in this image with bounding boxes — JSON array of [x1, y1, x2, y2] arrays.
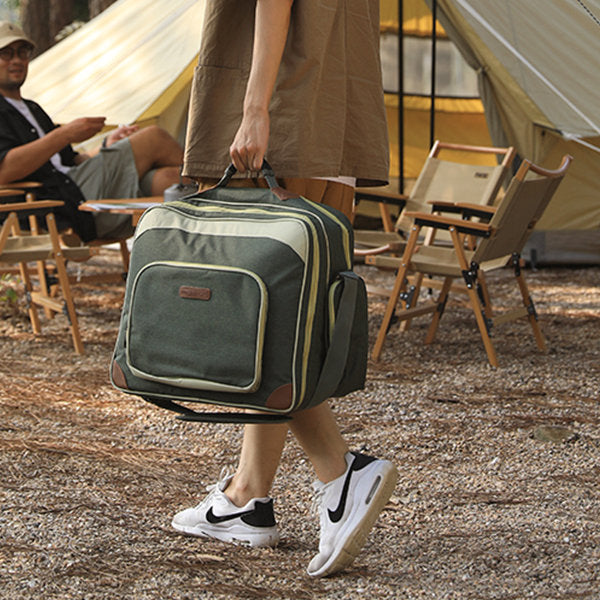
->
[[171, 519, 280, 548], [307, 461, 398, 577]]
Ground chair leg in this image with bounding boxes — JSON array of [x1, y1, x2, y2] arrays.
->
[[513, 255, 547, 352], [372, 224, 422, 361], [372, 261, 410, 361], [47, 214, 84, 354], [400, 271, 425, 331], [17, 260, 42, 335], [35, 260, 54, 319], [449, 227, 498, 367], [119, 239, 130, 273], [477, 270, 494, 319], [27, 206, 54, 318], [5, 215, 43, 333], [425, 277, 453, 344], [464, 281, 499, 368]]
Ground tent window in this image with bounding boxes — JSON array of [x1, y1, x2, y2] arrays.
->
[[381, 34, 479, 97]]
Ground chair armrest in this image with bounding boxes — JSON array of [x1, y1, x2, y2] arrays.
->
[[354, 241, 404, 257], [355, 188, 408, 208], [404, 210, 493, 237], [427, 200, 496, 221], [0, 181, 43, 190], [0, 189, 25, 198], [0, 200, 64, 213]]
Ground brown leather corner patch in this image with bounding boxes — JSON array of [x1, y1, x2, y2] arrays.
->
[[111, 361, 129, 389], [265, 383, 294, 410], [179, 286, 211, 301]]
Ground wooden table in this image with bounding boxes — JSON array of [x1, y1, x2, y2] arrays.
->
[[78, 197, 163, 226]]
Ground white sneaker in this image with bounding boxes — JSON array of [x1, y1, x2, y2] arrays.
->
[[171, 471, 280, 548], [307, 452, 397, 577]]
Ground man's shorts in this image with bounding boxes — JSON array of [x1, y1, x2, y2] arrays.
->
[[68, 138, 153, 239]]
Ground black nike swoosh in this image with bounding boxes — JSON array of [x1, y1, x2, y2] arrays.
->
[[205, 506, 256, 524], [328, 453, 376, 523]]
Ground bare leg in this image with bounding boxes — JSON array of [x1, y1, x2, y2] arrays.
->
[[226, 403, 348, 507], [127, 125, 185, 174], [149, 166, 191, 195]]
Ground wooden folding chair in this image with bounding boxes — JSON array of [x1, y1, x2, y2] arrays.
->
[[371, 155, 573, 367], [355, 141, 516, 258], [0, 189, 91, 354], [355, 141, 516, 313]]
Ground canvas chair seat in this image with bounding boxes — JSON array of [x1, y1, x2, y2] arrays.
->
[[371, 155, 573, 367], [1, 234, 91, 263], [356, 141, 516, 311]]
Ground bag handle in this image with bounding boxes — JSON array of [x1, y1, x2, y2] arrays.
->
[[216, 159, 279, 190], [213, 159, 297, 201]]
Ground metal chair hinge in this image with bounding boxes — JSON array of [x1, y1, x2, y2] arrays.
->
[[399, 285, 416, 308], [62, 302, 73, 324], [461, 262, 479, 289], [436, 295, 448, 316], [527, 297, 539, 320], [482, 311, 493, 335], [511, 252, 522, 276]]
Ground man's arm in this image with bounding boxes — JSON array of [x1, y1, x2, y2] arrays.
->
[[229, 0, 294, 173], [0, 116, 105, 184]]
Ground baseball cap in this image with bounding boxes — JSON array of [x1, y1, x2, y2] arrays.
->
[[0, 21, 35, 50]]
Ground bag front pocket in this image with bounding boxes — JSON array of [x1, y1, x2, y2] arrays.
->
[[126, 261, 268, 393]]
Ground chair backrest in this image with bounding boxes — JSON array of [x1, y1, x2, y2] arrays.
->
[[396, 141, 516, 234], [473, 155, 572, 264]]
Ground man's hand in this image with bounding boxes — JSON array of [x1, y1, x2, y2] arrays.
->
[[104, 124, 140, 147], [60, 117, 106, 144]]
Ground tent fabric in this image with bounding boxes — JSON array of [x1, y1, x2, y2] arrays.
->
[[385, 94, 493, 178], [22, 0, 205, 137], [434, 0, 600, 139], [20, 0, 600, 235], [421, 0, 600, 231]]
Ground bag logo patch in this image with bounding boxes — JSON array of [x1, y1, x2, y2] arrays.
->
[[179, 286, 211, 301]]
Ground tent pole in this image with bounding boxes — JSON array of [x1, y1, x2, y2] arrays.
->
[[398, 0, 404, 193], [430, 0, 437, 149]]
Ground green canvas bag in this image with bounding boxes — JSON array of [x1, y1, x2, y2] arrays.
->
[[110, 163, 368, 423]]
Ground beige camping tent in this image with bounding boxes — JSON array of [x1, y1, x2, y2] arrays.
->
[[22, 0, 600, 259], [426, 0, 600, 238], [382, 0, 600, 261], [380, 0, 496, 178], [22, 0, 205, 143]]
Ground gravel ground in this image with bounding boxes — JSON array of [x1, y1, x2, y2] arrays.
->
[[0, 250, 599, 599]]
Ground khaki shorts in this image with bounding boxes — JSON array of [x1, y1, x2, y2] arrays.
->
[[68, 138, 146, 239]]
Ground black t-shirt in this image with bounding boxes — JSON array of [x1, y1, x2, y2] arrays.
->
[[0, 95, 97, 241]]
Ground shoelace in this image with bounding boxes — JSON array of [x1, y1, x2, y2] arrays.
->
[[310, 484, 327, 517], [194, 467, 232, 509]]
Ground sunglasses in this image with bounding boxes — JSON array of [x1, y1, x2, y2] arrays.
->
[[0, 45, 33, 62]]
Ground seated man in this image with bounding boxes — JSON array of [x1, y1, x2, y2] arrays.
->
[[0, 21, 193, 242]]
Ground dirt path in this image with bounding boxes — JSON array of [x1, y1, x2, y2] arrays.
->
[[1, 252, 599, 599]]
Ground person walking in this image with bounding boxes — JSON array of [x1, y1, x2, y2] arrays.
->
[[171, 0, 397, 578]]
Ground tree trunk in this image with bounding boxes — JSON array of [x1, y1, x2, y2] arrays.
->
[[89, 0, 118, 18], [21, 0, 75, 55], [50, 0, 75, 39], [20, 0, 52, 55]]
